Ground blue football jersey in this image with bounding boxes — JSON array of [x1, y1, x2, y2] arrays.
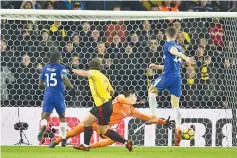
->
[[40, 63, 67, 98], [163, 41, 183, 77]]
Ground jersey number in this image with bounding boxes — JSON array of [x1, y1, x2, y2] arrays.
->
[[45, 73, 57, 87]]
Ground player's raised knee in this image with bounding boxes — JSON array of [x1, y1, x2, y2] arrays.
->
[[98, 126, 109, 135]]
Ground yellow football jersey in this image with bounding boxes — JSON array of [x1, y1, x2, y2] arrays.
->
[[88, 70, 113, 107]]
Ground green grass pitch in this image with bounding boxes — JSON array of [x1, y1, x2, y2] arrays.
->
[[1, 146, 236, 158]]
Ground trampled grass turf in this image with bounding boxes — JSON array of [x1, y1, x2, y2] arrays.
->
[[1, 146, 237, 158]]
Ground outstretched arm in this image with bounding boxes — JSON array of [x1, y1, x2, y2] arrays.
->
[[72, 69, 92, 78], [169, 46, 194, 65], [66, 65, 92, 78], [130, 108, 170, 126], [149, 64, 164, 70], [145, 116, 175, 129], [130, 108, 156, 121], [169, 46, 187, 60]]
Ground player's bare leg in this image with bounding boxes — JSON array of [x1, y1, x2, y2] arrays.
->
[[146, 86, 160, 146], [171, 95, 182, 146], [58, 113, 67, 147], [38, 112, 50, 142], [148, 85, 159, 115]]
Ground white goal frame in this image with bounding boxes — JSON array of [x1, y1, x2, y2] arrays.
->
[[1, 9, 237, 21]]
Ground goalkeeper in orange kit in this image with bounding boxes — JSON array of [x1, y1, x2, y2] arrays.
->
[[49, 90, 174, 149]]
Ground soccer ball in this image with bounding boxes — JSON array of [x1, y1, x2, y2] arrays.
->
[[182, 128, 195, 140]]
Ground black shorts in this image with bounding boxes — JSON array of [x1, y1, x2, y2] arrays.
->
[[89, 100, 113, 125]]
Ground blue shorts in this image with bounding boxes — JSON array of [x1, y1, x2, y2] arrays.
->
[[152, 75, 182, 97], [42, 96, 65, 114]]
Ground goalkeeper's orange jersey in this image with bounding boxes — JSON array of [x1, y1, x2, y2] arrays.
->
[[109, 95, 154, 126], [88, 70, 113, 106], [54, 95, 166, 144], [92, 95, 154, 133]]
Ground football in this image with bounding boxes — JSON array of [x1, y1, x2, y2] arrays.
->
[[182, 128, 195, 140]]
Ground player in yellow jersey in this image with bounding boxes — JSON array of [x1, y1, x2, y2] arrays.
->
[[66, 58, 133, 151]]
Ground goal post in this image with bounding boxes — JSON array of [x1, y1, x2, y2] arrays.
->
[[1, 9, 237, 21], [0, 9, 236, 147], [222, 17, 237, 147]]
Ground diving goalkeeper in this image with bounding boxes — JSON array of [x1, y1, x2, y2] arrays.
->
[[49, 90, 174, 149]]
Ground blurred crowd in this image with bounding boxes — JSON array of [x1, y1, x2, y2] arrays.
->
[[1, 0, 236, 109], [1, 0, 235, 12]]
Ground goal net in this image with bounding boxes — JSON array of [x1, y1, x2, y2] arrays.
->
[[1, 9, 236, 147]]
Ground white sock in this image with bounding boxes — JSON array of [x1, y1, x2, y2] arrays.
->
[[174, 108, 181, 129], [60, 122, 67, 139], [84, 144, 90, 147], [40, 119, 47, 127], [148, 92, 157, 115]]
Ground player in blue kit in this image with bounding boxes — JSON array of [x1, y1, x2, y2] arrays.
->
[[147, 26, 194, 146], [37, 51, 75, 147]]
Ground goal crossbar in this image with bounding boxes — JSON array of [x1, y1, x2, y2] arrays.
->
[[1, 9, 237, 21]]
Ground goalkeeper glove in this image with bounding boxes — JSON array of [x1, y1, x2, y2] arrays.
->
[[145, 116, 175, 129], [164, 116, 175, 129]]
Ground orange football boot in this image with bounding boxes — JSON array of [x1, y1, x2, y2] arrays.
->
[[126, 140, 133, 152], [73, 144, 90, 151]]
